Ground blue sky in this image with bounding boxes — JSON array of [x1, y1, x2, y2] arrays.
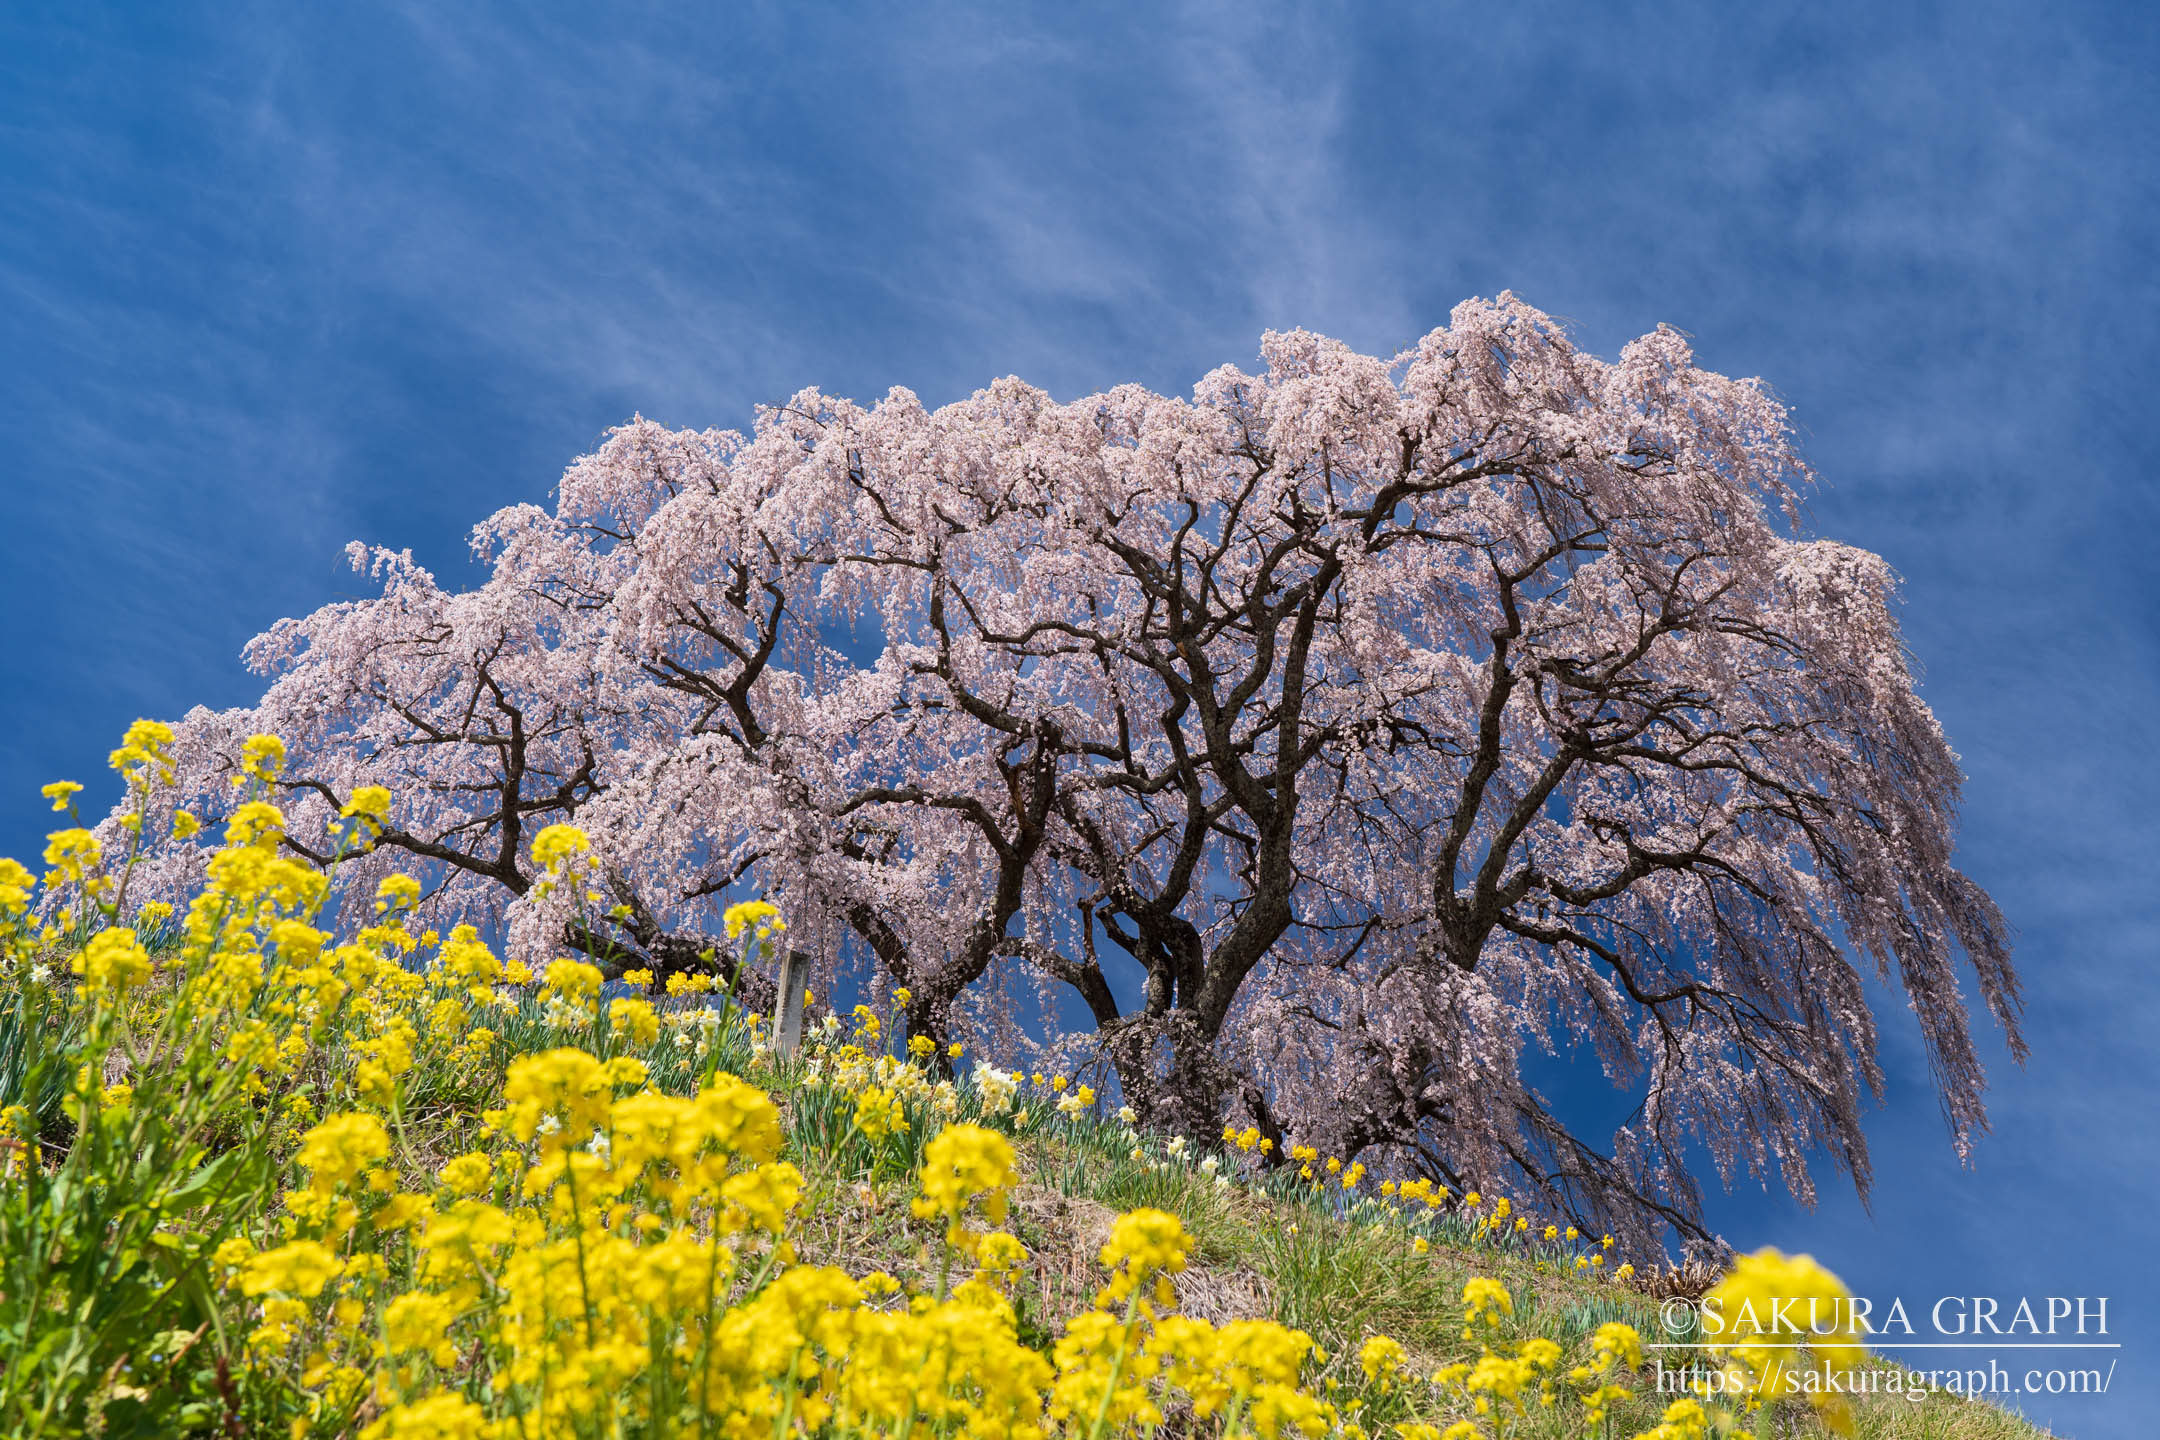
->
[[4, 3, 2155, 1433]]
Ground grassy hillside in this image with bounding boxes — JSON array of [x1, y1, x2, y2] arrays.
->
[[766, 1073, 2060, 1440], [1, 959, 2059, 1439], [0, 772, 2063, 1439]]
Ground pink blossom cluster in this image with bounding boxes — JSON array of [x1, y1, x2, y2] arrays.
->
[[110, 294, 2019, 1251]]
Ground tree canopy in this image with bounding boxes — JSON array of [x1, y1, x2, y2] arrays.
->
[[117, 295, 2019, 1252]]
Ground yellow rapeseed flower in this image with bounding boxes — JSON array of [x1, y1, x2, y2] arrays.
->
[[340, 785, 393, 830], [722, 897, 783, 939], [358, 1391, 490, 1440], [500, 1047, 614, 1148], [0, 858, 35, 921], [42, 828, 100, 887], [913, 1122, 1017, 1238], [237, 732, 286, 785], [240, 1240, 344, 1298], [1703, 1246, 1864, 1428], [1462, 1276, 1512, 1331], [1635, 1397, 1708, 1440], [381, 1292, 459, 1365], [373, 874, 422, 917], [609, 996, 660, 1047], [297, 1112, 392, 1193], [1358, 1335, 1408, 1385], [854, 1085, 908, 1142], [437, 1152, 494, 1196], [1098, 1207, 1190, 1308], [72, 926, 151, 998], [529, 823, 591, 872]]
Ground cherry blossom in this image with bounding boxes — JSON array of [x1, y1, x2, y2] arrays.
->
[[112, 295, 2018, 1251]]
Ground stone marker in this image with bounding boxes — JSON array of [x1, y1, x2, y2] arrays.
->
[[774, 949, 810, 1055]]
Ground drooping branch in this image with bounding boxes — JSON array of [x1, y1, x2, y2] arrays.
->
[[110, 299, 2017, 1253]]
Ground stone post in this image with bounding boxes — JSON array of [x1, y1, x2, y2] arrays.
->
[[774, 949, 811, 1056]]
